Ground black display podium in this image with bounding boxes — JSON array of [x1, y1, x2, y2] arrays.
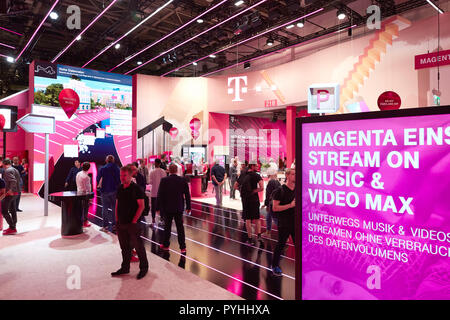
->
[[49, 191, 94, 237]]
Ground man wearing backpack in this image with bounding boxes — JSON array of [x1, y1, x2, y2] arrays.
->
[[240, 160, 264, 245], [271, 168, 296, 276]]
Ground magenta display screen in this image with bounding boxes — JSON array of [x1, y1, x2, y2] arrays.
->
[[298, 107, 450, 300]]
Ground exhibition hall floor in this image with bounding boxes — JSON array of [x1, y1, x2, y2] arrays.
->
[[0, 194, 242, 300]]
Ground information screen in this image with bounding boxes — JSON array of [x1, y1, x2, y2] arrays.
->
[[298, 107, 450, 300]]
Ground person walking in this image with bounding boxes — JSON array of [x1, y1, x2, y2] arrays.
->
[[76, 162, 92, 228], [149, 158, 167, 228], [229, 158, 238, 200], [211, 160, 227, 206], [97, 155, 120, 233], [271, 168, 295, 276], [0, 177, 5, 231], [156, 164, 191, 254], [12, 157, 24, 212], [111, 165, 148, 279], [1, 159, 21, 235], [240, 161, 264, 245], [262, 169, 281, 236], [65, 160, 81, 191]]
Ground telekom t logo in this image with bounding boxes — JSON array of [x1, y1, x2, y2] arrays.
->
[[228, 76, 248, 102]]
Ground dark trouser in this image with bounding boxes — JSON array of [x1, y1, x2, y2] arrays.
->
[[266, 206, 277, 231], [163, 212, 185, 249], [15, 191, 21, 210], [272, 222, 295, 268], [81, 199, 89, 222], [230, 179, 237, 199], [2, 195, 19, 229], [201, 177, 208, 193], [151, 197, 157, 221], [101, 192, 116, 231], [117, 223, 148, 271]]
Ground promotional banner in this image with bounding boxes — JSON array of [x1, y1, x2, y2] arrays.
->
[[299, 107, 450, 300]]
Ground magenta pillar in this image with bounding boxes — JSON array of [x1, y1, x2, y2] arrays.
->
[[286, 106, 296, 168]]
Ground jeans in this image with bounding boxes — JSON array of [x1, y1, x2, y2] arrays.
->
[[272, 222, 295, 268], [163, 212, 186, 249], [1, 195, 19, 229], [266, 206, 277, 232], [15, 191, 21, 210], [214, 184, 223, 206], [230, 179, 237, 199], [81, 199, 89, 222], [117, 223, 148, 271], [101, 191, 116, 231]]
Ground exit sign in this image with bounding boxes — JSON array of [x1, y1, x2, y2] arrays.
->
[[265, 99, 277, 108]]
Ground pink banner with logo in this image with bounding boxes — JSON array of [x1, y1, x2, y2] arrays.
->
[[414, 50, 450, 70], [300, 108, 450, 300]]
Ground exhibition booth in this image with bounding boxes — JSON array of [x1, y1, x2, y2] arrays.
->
[[0, 9, 449, 300]]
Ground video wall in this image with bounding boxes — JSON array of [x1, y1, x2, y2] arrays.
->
[[299, 107, 450, 300], [31, 61, 132, 194], [229, 114, 286, 163]]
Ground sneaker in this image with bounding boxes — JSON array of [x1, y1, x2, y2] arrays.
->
[[180, 248, 187, 255], [131, 255, 139, 262], [83, 221, 91, 227], [16, 209, 23, 212], [272, 266, 282, 277], [111, 269, 129, 276], [159, 244, 170, 251], [3, 228, 17, 235], [136, 269, 148, 280], [99, 227, 109, 233]]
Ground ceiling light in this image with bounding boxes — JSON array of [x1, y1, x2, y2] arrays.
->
[[193, 62, 198, 66], [286, 24, 294, 29], [426, 0, 444, 14], [197, 19, 204, 23], [235, 0, 244, 6], [266, 37, 274, 46], [137, 61, 142, 65], [49, 12, 59, 20], [76, 35, 82, 41], [115, 43, 121, 49], [6, 56, 14, 63], [244, 62, 250, 69], [209, 54, 216, 58], [297, 19, 305, 28], [337, 8, 346, 20]]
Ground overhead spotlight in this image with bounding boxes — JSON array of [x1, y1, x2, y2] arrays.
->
[[235, 0, 244, 6], [137, 61, 142, 65], [244, 62, 250, 69], [76, 35, 82, 41], [286, 24, 295, 29], [6, 56, 14, 63], [337, 8, 346, 20], [197, 18, 204, 23], [297, 19, 305, 28], [266, 37, 274, 46], [49, 12, 58, 20], [426, 0, 444, 14], [209, 54, 217, 58], [115, 43, 121, 49], [193, 62, 198, 66]]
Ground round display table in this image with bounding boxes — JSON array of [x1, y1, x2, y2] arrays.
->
[[49, 191, 94, 237], [187, 174, 204, 197]]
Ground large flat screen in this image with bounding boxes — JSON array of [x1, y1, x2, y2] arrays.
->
[[298, 106, 450, 300], [0, 105, 18, 132]]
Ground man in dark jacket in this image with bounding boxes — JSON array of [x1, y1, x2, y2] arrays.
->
[[64, 160, 81, 191], [156, 164, 191, 254], [97, 155, 120, 233], [1, 159, 21, 235]]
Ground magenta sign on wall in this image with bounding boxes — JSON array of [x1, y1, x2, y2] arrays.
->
[[298, 107, 450, 300]]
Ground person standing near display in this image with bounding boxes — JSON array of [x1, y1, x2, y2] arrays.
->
[[12, 157, 24, 212], [262, 169, 281, 236], [21, 158, 28, 192], [97, 155, 120, 233], [271, 168, 295, 276], [211, 160, 227, 206], [200, 158, 209, 193], [149, 158, 166, 227], [76, 162, 92, 228], [229, 158, 238, 200], [160, 154, 169, 173], [111, 165, 148, 279], [0, 177, 5, 231], [156, 164, 191, 254], [240, 161, 264, 245], [65, 160, 81, 191], [1, 159, 21, 235]]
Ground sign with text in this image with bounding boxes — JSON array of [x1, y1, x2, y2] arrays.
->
[[414, 50, 450, 70], [17, 114, 55, 134], [308, 83, 340, 114], [377, 91, 401, 110], [298, 107, 450, 300]]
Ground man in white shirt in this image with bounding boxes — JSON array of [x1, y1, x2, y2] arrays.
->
[[76, 162, 92, 227], [149, 158, 167, 227]]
